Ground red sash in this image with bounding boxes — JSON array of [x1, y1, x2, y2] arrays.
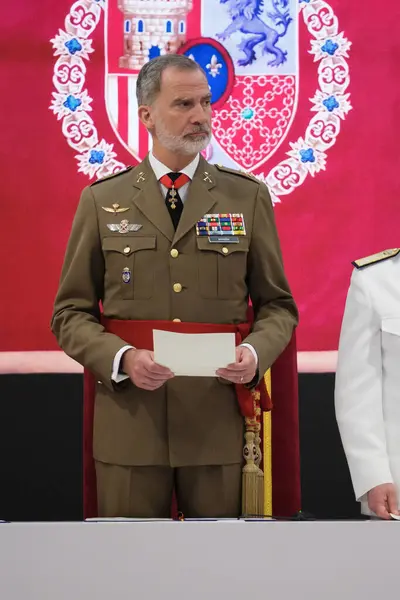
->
[[108, 317, 269, 412]]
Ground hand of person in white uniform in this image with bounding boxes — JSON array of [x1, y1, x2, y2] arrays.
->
[[368, 483, 400, 519]]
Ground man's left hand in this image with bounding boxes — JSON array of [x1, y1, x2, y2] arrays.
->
[[216, 346, 257, 385]]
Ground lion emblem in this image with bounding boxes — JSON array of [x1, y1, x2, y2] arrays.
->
[[217, 0, 292, 67]]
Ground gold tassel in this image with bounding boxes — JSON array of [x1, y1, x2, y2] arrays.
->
[[242, 428, 260, 516], [242, 392, 264, 517]]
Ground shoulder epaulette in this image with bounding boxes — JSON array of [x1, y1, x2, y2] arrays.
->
[[215, 164, 259, 182], [90, 166, 133, 186], [352, 248, 400, 269]]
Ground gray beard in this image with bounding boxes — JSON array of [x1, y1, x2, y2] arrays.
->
[[154, 122, 211, 156]]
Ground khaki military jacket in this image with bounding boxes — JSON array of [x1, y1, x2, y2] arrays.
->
[[51, 155, 298, 467]]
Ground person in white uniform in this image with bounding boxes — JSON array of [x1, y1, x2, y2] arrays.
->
[[335, 248, 400, 519]]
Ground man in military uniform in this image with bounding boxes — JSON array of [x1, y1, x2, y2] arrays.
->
[[335, 249, 400, 520], [51, 54, 298, 519]]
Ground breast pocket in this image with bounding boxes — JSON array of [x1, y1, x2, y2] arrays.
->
[[102, 236, 156, 300], [196, 237, 249, 300]]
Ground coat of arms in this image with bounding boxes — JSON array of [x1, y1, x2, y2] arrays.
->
[[105, 0, 297, 171], [50, 0, 352, 202]]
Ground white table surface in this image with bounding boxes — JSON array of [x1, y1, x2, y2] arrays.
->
[[0, 520, 398, 600]]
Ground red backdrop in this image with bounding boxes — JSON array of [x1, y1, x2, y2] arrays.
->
[[1, 0, 399, 354]]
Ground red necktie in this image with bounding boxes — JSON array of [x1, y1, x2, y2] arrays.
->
[[159, 172, 190, 229]]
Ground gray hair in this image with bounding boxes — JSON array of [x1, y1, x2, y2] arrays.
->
[[136, 54, 206, 106]]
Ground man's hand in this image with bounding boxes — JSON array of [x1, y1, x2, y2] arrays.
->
[[121, 349, 174, 391], [367, 483, 399, 519], [216, 346, 257, 385]]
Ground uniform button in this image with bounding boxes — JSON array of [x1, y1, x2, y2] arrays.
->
[[222, 247, 229, 255], [173, 283, 182, 293], [170, 249, 179, 258], [173, 318, 181, 322], [123, 246, 131, 254]]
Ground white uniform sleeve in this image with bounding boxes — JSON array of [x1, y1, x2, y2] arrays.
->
[[335, 268, 393, 501]]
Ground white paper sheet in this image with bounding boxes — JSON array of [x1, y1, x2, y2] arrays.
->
[[153, 330, 236, 377]]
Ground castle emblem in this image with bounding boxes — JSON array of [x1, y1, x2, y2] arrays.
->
[[117, 0, 193, 70]]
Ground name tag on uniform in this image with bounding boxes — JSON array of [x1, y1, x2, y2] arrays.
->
[[196, 213, 246, 239], [209, 236, 239, 244]]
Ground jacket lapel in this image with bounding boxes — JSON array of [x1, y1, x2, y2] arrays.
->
[[173, 157, 217, 245], [129, 157, 175, 242]]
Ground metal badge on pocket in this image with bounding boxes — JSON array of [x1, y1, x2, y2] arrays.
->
[[122, 267, 131, 284], [107, 220, 142, 234]]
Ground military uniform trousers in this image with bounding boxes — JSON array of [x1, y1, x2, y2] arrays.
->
[[95, 461, 242, 518], [92, 374, 245, 518]]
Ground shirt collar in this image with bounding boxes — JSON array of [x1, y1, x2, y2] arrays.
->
[[148, 151, 199, 182]]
